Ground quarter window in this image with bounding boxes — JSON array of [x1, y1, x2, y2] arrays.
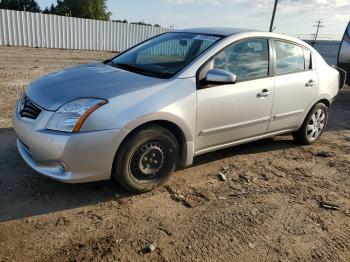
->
[[304, 49, 312, 70], [212, 38, 269, 81], [275, 41, 305, 75]]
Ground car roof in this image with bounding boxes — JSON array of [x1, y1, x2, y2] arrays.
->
[[175, 27, 315, 51], [176, 27, 259, 36]]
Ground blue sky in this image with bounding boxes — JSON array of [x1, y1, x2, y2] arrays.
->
[[37, 0, 350, 40]]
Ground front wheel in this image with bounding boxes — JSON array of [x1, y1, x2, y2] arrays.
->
[[293, 103, 328, 145], [112, 125, 179, 193]]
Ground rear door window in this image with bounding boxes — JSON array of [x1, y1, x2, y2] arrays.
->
[[274, 40, 305, 75]]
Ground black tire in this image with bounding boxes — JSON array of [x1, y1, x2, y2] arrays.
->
[[292, 103, 328, 145], [112, 125, 179, 193]]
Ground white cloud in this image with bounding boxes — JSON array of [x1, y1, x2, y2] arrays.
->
[[157, 0, 350, 39], [165, 0, 350, 11]]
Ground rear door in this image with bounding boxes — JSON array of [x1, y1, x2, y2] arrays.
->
[[268, 40, 318, 132]]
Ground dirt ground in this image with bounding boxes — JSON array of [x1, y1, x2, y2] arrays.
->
[[0, 46, 350, 262]]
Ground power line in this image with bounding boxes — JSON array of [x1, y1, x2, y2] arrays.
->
[[269, 0, 279, 32]]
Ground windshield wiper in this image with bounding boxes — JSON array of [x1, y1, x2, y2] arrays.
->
[[103, 59, 115, 67], [113, 63, 171, 78], [113, 63, 139, 72]]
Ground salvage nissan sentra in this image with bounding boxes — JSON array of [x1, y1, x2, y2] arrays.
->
[[13, 28, 343, 193]]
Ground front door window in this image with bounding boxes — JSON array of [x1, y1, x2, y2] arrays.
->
[[212, 38, 269, 82]]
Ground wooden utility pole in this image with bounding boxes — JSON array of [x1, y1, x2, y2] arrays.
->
[[312, 20, 324, 46], [313, 20, 324, 41], [269, 0, 278, 32]]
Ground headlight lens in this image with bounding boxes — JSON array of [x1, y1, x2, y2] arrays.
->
[[46, 98, 108, 132]]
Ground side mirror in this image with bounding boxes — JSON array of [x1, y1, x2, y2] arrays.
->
[[206, 68, 237, 84]]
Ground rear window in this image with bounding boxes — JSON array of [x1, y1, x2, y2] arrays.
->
[[275, 41, 305, 75]]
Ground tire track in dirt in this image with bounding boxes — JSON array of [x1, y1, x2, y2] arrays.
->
[[311, 226, 350, 261]]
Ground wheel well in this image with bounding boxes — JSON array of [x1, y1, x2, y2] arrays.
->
[[317, 99, 330, 107], [118, 120, 187, 167]]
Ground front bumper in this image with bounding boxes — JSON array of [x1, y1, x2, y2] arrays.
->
[[13, 105, 128, 183]]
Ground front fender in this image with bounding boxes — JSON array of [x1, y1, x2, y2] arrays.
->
[[121, 112, 194, 143]]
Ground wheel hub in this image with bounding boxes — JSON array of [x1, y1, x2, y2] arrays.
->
[[134, 143, 165, 176], [307, 109, 326, 141]]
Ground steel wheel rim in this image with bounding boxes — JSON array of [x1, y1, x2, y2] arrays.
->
[[131, 141, 166, 180], [306, 108, 326, 141]]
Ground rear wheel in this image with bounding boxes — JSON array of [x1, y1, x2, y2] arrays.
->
[[113, 125, 179, 193], [293, 103, 328, 145]]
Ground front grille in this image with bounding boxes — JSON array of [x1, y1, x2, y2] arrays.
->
[[19, 95, 42, 120]]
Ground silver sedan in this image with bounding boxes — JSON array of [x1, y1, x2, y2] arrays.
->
[[13, 28, 343, 192]]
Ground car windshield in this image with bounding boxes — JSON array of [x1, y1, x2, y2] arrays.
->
[[111, 32, 223, 78]]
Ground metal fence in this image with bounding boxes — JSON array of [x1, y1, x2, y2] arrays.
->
[[0, 9, 171, 52]]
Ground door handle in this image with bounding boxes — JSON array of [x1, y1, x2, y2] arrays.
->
[[257, 89, 272, 97], [305, 80, 315, 87]]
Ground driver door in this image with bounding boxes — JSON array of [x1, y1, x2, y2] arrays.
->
[[196, 38, 274, 153]]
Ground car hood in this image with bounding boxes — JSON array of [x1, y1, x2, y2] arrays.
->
[[26, 63, 166, 111]]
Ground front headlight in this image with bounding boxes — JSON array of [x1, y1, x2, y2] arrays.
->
[[46, 98, 108, 132]]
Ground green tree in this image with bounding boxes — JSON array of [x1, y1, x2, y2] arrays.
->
[[83, 0, 112, 20], [54, 0, 70, 16], [42, 7, 50, 14], [42, 4, 56, 14], [0, 0, 41, 12], [44, 0, 111, 20], [49, 4, 56, 14]]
